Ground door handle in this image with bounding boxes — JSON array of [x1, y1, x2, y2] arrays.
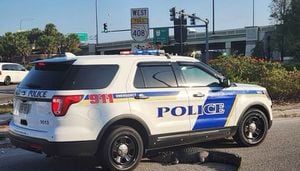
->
[[134, 93, 149, 99], [193, 92, 205, 98]]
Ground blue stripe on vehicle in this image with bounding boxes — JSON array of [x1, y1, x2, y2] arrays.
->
[[192, 95, 236, 130], [192, 90, 260, 130]]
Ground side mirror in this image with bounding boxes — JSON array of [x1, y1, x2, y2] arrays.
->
[[21, 68, 26, 71], [220, 78, 231, 87]]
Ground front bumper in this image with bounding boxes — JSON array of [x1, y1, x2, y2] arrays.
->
[[8, 131, 98, 156]]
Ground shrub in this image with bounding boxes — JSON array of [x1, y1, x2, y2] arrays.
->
[[209, 56, 300, 101], [283, 63, 300, 71]]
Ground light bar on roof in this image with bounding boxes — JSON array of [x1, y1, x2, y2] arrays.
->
[[120, 49, 165, 55]]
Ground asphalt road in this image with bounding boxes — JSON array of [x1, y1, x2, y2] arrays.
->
[[0, 118, 299, 171], [0, 84, 16, 104]]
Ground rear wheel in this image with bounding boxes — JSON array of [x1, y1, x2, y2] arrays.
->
[[100, 126, 143, 171], [234, 108, 269, 147], [4, 76, 11, 85]]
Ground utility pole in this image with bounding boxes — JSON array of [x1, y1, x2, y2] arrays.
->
[[95, 0, 99, 46]]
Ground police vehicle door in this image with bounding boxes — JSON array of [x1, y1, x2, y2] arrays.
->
[[128, 62, 190, 135], [177, 62, 235, 131]]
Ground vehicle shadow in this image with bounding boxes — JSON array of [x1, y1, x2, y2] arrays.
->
[[196, 138, 241, 149]]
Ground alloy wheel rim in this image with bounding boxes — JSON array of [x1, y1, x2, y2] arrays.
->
[[243, 114, 266, 143], [111, 135, 138, 168]]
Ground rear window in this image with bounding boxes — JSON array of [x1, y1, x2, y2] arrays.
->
[[19, 63, 119, 90]]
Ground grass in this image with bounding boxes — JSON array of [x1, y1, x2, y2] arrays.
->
[[0, 104, 13, 114]]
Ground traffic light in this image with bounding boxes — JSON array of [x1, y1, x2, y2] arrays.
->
[[103, 23, 108, 33], [190, 13, 196, 25], [174, 16, 187, 43], [169, 7, 176, 21]]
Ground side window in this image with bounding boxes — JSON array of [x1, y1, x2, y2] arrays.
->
[[134, 65, 177, 88], [11, 65, 20, 71], [2, 65, 9, 70], [8, 64, 17, 71], [179, 65, 220, 87], [16, 65, 25, 71]]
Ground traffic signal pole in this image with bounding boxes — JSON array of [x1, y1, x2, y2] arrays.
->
[[186, 13, 209, 63], [205, 23, 209, 63]]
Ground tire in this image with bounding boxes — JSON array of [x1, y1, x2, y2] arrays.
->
[[100, 126, 144, 171], [4, 76, 11, 86], [234, 108, 269, 147]]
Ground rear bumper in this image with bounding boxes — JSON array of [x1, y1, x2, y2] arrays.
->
[[8, 131, 98, 156]]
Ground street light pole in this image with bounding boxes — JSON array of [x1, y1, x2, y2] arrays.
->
[[212, 0, 215, 34], [252, 0, 255, 26], [19, 18, 34, 31], [95, 0, 99, 46]]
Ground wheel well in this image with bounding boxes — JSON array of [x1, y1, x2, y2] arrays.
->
[[245, 105, 271, 128], [100, 118, 150, 149]]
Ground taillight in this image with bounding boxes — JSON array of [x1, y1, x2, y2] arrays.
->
[[51, 95, 83, 117], [0, 71, 2, 75]]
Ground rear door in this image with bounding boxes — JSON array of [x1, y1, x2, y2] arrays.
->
[[127, 62, 190, 136], [177, 62, 236, 131], [15, 64, 27, 82]]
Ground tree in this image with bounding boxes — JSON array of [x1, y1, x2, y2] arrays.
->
[[0, 23, 82, 61], [36, 24, 60, 57], [36, 34, 58, 57], [0, 32, 17, 62], [28, 28, 42, 46], [252, 41, 265, 58], [14, 32, 32, 64], [63, 34, 81, 53], [270, 0, 300, 61], [44, 23, 59, 37]]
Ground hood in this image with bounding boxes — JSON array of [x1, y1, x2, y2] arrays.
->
[[232, 83, 266, 91]]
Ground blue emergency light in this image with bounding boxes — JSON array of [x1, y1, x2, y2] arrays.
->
[[133, 49, 161, 55]]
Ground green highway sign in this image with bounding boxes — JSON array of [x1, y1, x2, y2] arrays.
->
[[153, 27, 169, 45], [75, 32, 88, 42]]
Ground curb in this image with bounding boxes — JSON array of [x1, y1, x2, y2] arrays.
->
[[273, 108, 300, 118]]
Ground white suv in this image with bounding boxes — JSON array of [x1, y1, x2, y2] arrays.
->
[[0, 63, 28, 85], [9, 54, 272, 171]]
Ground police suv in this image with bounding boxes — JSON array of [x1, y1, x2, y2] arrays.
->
[[9, 52, 272, 171]]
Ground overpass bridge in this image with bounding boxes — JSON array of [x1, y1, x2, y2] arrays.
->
[[90, 25, 275, 57]]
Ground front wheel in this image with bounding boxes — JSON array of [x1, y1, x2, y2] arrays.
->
[[234, 109, 269, 147], [101, 126, 143, 171]]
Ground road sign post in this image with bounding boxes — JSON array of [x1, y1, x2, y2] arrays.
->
[[131, 8, 149, 42]]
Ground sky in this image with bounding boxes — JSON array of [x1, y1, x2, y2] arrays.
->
[[0, 0, 273, 43]]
